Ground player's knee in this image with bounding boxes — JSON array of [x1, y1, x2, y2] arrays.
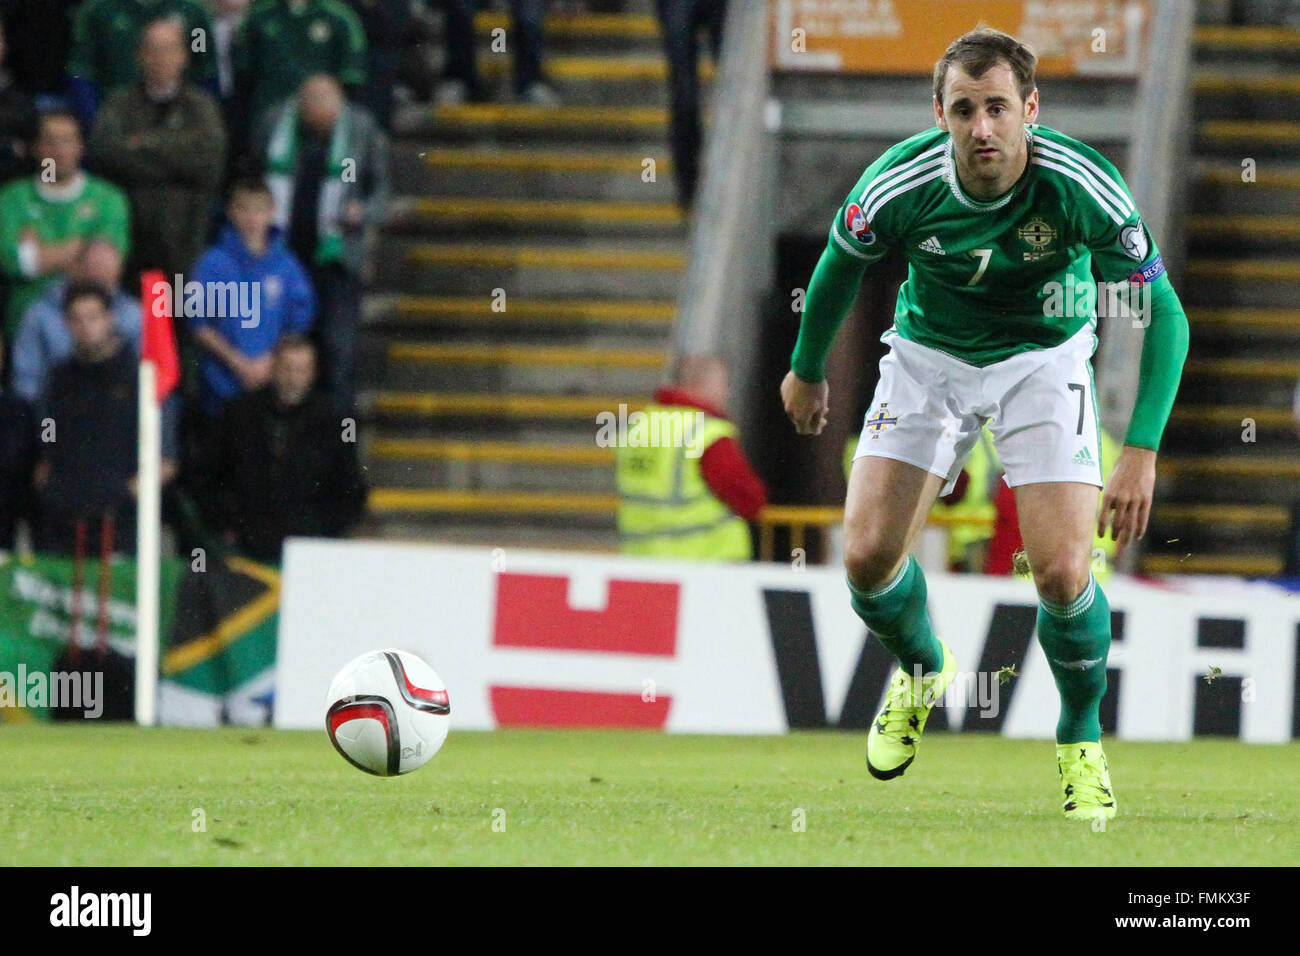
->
[[844, 534, 905, 591], [1033, 553, 1092, 606]]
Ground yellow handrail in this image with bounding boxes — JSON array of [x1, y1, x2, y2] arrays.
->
[[754, 505, 995, 562]]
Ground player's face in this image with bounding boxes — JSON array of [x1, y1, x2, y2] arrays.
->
[[935, 62, 1038, 196]]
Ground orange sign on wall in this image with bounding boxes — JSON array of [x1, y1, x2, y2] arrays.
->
[[771, 0, 1150, 77]]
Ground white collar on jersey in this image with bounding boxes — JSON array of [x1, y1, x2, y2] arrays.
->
[[942, 125, 1035, 212]]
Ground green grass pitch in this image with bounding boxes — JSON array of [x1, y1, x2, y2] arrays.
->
[[3, 725, 1296, 865]]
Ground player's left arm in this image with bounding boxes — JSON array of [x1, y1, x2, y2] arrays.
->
[[1083, 172, 1190, 555]]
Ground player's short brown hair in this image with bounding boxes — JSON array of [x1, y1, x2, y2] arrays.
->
[[933, 28, 1037, 108]]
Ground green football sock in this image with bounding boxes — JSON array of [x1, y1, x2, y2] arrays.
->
[[847, 555, 944, 676], [1036, 574, 1111, 743]]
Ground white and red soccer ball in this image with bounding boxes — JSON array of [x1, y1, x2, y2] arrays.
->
[[325, 650, 450, 776]]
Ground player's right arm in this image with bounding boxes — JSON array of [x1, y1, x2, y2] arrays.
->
[[783, 138, 923, 434]]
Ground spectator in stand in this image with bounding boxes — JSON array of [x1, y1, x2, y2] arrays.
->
[[88, 15, 227, 284], [33, 280, 178, 555], [259, 73, 386, 413], [11, 239, 141, 405], [207, 0, 252, 103], [654, 0, 726, 210], [615, 355, 767, 561], [232, 0, 368, 139], [0, 0, 82, 107], [0, 342, 36, 551], [205, 332, 366, 562], [188, 176, 315, 419], [66, 0, 218, 127], [343, 0, 410, 129], [437, 0, 559, 106], [0, 21, 37, 183], [0, 110, 130, 340]]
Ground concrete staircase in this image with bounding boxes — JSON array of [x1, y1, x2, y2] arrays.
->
[[1144, 23, 1300, 576], [360, 5, 704, 551]]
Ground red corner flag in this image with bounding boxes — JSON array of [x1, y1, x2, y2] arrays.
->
[[140, 270, 180, 403]]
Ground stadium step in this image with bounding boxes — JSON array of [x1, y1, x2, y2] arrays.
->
[[376, 239, 685, 299], [1197, 120, 1300, 156], [371, 437, 613, 466], [1193, 72, 1300, 94], [402, 103, 672, 142], [1194, 25, 1300, 52], [361, 4, 689, 548], [365, 294, 675, 334], [1191, 161, 1300, 215], [387, 196, 685, 237], [399, 241, 684, 271], [1154, 503, 1289, 529], [1169, 357, 1296, 407], [1139, 553, 1283, 576], [1183, 258, 1300, 308], [478, 54, 711, 106], [386, 342, 667, 369], [1159, 19, 1300, 577], [1158, 456, 1300, 504], [1146, 503, 1289, 560], [368, 488, 618, 519], [1187, 307, 1300, 339], [378, 342, 667, 394], [1186, 258, 1300, 280], [366, 390, 644, 420], [362, 391, 648, 447], [1182, 357, 1300, 380], [390, 146, 675, 202], [1166, 405, 1293, 428], [1192, 70, 1300, 122], [1159, 456, 1300, 479], [475, 10, 661, 49], [1186, 215, 1300, 253], [365, 438, 615, 494], [1195, 163, 1300, 188]]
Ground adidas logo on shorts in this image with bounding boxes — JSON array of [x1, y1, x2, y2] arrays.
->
[[919, 236, 946, 255], [1072, 446, 1095, 466]]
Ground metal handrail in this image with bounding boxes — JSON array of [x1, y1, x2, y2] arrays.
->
[[754, 505, 994, 563]]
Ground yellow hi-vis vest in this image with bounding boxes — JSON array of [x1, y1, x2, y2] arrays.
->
[[615, 403, 752, 561]]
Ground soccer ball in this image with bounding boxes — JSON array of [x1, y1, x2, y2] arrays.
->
[[325, 649, 450, 776]]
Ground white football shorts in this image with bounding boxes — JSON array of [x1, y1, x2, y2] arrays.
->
[[853, 323, 1104, 495]]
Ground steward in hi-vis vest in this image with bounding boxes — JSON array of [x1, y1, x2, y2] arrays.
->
[[615, 360, 767, 561]]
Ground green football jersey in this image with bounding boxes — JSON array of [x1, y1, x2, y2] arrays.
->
[[0, 175, 132, 338], [829, 124, 1164, 367]]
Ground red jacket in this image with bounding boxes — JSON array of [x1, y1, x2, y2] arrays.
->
[[653, 386, 768, 521]]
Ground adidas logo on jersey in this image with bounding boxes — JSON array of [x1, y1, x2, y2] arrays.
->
[[918, 236, 945, 254], [1072, 447, 1095, 466]]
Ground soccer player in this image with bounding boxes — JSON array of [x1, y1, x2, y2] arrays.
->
[[781, 29, 1188, 820]]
